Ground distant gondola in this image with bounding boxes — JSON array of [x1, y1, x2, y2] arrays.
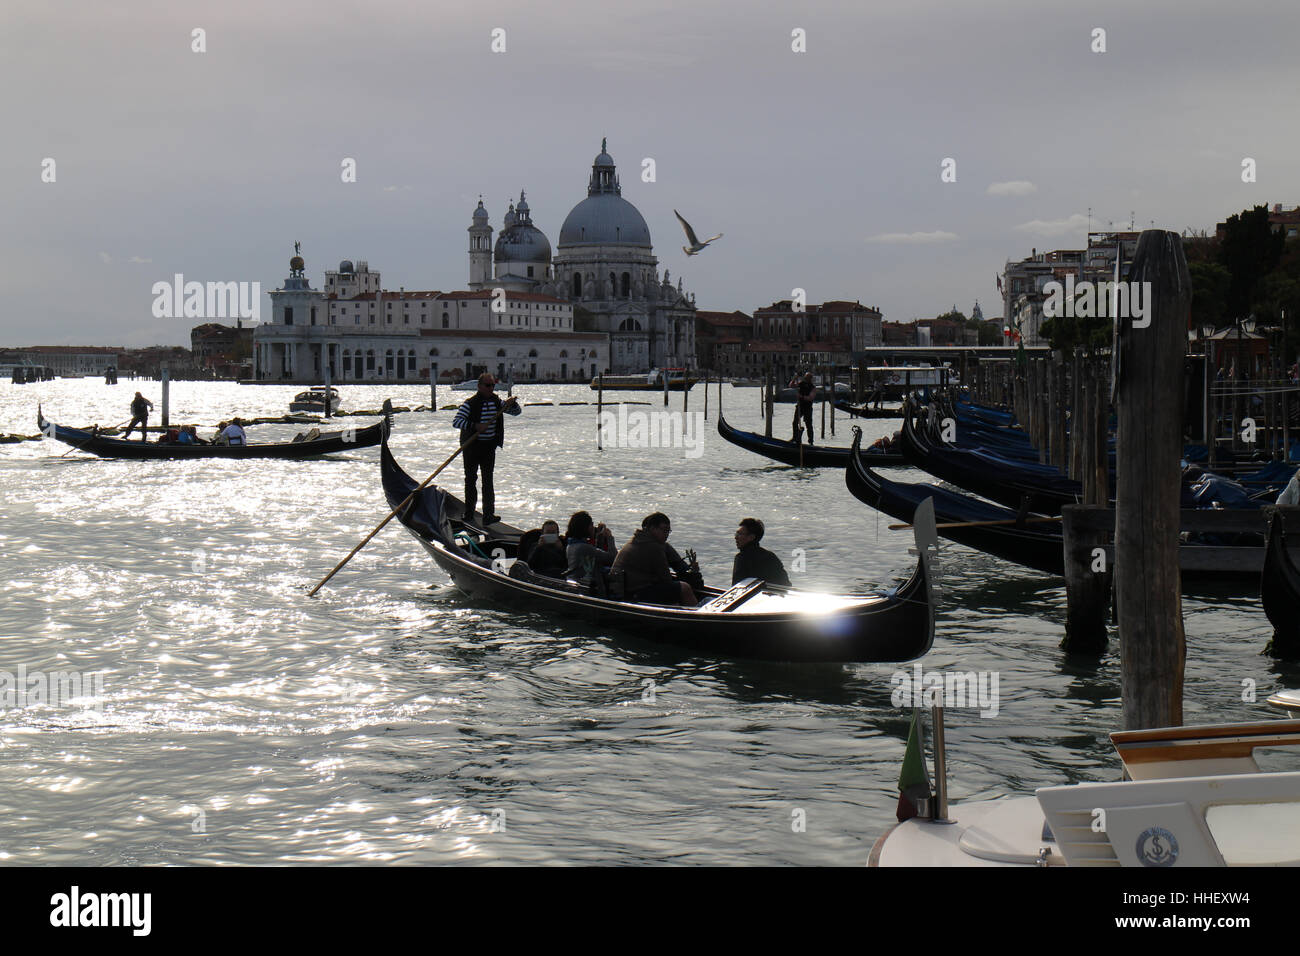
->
[[717, 415, 904, 468], [380, 431, 936, 662], [1263, 512, 1300, 655], [834, 399, 904, 419], [38, 409, 384, 460]]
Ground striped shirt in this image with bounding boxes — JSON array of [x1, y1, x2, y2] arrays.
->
[[452, 393, 520, 441]]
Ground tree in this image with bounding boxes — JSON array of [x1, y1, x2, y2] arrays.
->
[[1189, 260, 1230, 333], [1217, 205, 1285, 318]]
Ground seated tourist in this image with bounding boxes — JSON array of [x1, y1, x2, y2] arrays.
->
[[732, 517, 791, 586], [565, 511, 616, 586], [221, 418, 248, 446], [610, 512, 696, 606], [529, 520, 569, 577]]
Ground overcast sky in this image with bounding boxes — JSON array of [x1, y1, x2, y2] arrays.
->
[[3, 0, 1298, 346]]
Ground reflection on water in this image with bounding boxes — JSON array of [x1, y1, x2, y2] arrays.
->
[[0, 380, 1282, 863]]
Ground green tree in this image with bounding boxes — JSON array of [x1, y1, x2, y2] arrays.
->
[[1217, 205, 1285, 317], [1189, 260, 1230, 332]]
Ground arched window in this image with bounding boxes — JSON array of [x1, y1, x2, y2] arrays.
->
[[573, 273, 582, 296], [559, 350, 569, 358], [366, 349, 375, 372], [497, 348, 506, 357], [463, 349, 474, 357], [528, 349, 538, 358], [621, 272, 630, 297], [429, 348, 439, 357]]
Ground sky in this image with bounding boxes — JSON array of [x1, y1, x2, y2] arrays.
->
[[3, 0, 1298, 346]]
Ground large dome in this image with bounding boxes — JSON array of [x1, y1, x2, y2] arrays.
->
[[559, 195, 652, 248], [495, 223, 551, 263], [557, 142, 653, 249]]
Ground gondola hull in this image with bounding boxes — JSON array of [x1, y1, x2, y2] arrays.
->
[[380, 435, 934, 662], [1263, 512, 1300, 656], [717, 415, 903, 468], [40, 416, 384, 459], [846, 428, 1067, 575]]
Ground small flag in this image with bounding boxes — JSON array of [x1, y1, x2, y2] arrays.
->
[[996, 274, 1003, 293], [896, 710, 933, 822]]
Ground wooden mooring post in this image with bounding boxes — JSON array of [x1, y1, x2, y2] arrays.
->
[[1115, 230, 1191, 730]]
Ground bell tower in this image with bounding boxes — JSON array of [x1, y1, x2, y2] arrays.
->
[[468, 197, 492, 289]]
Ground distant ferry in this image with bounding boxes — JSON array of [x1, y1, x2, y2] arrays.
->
[[590, 368, 697, 391]]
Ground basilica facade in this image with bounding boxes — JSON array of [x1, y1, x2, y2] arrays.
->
[[253, 141, 693, 384]]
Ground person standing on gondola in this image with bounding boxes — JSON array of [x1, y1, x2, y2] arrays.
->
[[124, 391, 153, 442], [732, 518, 791, 586], [451, 373, 521, 525], [791, 372, 816, 446]]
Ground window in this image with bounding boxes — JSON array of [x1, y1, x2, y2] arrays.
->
[[442, 316, 449, 329], [527, 266, 534, 278], [284, 307, 294, 325], [621, 272, 630, 297], [463, 349, 473, 357], [573, 274, 582, 296], [429, 348, 439, 357], [497, 349, 506, 357]]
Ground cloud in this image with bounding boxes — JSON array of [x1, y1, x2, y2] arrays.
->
[[986, 180, 1037, 197], [865, 230, 958, 244], [1013, 214, 1090, 237], [98, 251, 112, 264], [127, 255, 152, 263]]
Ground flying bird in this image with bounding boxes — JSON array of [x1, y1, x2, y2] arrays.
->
[[674, 210, 723, 256]]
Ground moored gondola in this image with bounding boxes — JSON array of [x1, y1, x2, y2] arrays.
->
[[1263, 511, 1300, 656], [38, 408, 385, 460], [380, 431, 935, 662], [717, 415, 904, 468], [846, 426, 1067, 575]]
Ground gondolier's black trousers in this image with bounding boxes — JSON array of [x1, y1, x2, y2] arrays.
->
[[124, 414, 148, 442], [792, 403, 814, 444], [463, 442, 497, 520]]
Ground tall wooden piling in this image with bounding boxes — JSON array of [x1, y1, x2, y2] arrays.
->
[[597, 373, 604, 451], [1115, 230, 1191, 731], [764, 364, 773, 438], [160, 363, 170, 431]]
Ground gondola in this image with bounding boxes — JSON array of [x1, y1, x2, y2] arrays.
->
[[899, 405, 1089, 515], [845, 426, 1067, 575], [717, 415, 904, 468], [1262, 511, 1300, 655], [38, 407, 385, 460], [834, 399, 903, 419], [380, 431, 936, 663]]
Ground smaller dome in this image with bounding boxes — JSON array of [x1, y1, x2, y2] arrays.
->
[[339, 260, 354, 274], [593, 151, 615, 168], [473, 200, 488, 221], [504, 204, 517, 227], [289, 255, 305, 271]]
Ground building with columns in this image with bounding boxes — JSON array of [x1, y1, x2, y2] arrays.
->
[[254, 251, 604, 384], [254, 140, 697, 383]]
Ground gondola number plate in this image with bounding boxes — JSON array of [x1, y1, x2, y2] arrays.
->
[[702, 578, 764, 612]]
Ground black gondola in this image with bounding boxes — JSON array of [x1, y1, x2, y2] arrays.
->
[[834, 399, 903, 419], [1263, 511, 1300, 656], [899, 405, 1087, 515], [845, 426, 1067, 575], [38, 409, 384, 460], [380, 431, 936, 663], [717, 415, 904, 468]]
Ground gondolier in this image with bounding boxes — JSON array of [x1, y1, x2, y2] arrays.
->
[[792, 373, 816, 445], [124, 391, 153, 442], [451, 373, 521, 525]]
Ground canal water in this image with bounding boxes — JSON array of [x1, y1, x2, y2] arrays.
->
[[0, 380, 1291, 864]]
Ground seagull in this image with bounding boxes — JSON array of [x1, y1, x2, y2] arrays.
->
[[674, 210, 722, 256]]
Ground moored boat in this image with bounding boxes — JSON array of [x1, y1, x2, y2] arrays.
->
[[289, 386, 340, 413], [380, 430, 936, 662], [872, 706, 1300, 866], [718, 415, 904, 468]]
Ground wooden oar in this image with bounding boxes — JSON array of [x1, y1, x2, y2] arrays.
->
[[888, 515, 1063, 531], [56, 416, 132, 457], [307, 395, 516, 597]]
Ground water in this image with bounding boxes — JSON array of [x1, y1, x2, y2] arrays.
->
[[0, 379, 1292, 864]]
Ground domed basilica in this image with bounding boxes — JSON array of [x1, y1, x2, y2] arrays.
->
[[467, 141, 697, 374]]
